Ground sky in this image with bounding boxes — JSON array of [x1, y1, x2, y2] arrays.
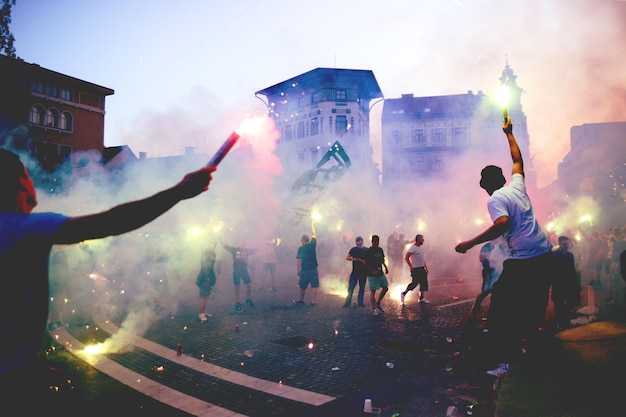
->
[[10, 0, 626, 189]]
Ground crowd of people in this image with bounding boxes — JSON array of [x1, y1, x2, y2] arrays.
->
[[2, 115, 624, 398]]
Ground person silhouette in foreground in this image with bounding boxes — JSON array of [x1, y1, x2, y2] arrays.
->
[[455, 118, 554, 378], [0, 147, 216, 396]]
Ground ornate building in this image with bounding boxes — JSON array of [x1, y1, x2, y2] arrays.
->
[[380, 63, 535, 190], [255, 67, 383, 181]]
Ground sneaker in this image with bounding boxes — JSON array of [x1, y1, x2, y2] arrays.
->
[[343, 302, 351, 308], [309, 303, 315, 308], [235, 302, 244, 312], [376, 303, 384, 313], [419, 298, 430, 304], [293, 299, 304, 305], [246, 299, 255, 307], [199, 313, 208, 322], [400, 292, 406, 304], [372, 308, 379, 316], [358, 303, 366, 307], [486, 363, 509, 377]]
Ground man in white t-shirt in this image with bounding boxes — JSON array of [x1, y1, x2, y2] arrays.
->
[[455, 118, 554, 377]]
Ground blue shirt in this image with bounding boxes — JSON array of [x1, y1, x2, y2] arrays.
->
[[0, 211, 68, 372]]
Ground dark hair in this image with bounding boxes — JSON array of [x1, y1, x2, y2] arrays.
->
[[302, 234, 310, 243], [558, 235, 570, 244], [355, 236, 363, 242], [0, 148, 25, 210], [480, 165, 506, 192]]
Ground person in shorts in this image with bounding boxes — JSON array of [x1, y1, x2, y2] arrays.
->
[[294, 220, 319, 307], [364, 235, 389, 315]]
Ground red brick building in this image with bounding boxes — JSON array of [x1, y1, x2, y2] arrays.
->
[[0, 54, 114, 171]]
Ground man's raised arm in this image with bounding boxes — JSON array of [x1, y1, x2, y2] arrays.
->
[[503, 118, 524, 177]]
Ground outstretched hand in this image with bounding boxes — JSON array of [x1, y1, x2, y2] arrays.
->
[[455, 241, 473, 254], [175, 166, 216, 200]]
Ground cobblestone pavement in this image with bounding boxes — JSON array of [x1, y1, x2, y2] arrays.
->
[[57, 268, 506, 417]]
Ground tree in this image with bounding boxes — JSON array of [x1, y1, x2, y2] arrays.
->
[[0, 0, 16, 58]]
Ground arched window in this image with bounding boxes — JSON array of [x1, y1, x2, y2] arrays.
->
[[59, 111, 74, 131], [29, 105, 44, 124], [44, 108, 59, 128]]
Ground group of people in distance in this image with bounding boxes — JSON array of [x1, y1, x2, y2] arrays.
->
[[3, 114, 625, 401]]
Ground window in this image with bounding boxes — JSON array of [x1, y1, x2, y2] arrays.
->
[[44, 108, 59, 128], [415, 156, 425, 172], [59, 111, 74, 131], [60, 88, 73, 101], [391, 130, 402, 145], [335, 115, 348, 135], [297, 121, 305, 138], [310, 118, 319, 136], [297, 151, 305, 166], [413, 129, 425, 144], [433, 128, 446, 144], [47, 85, 58, 97], [312, 92, 320, 104], [283, 125, 293, 141], [335, 89, 347, 101], [453, 127, 466, 143], [32, 81, 44, 94], [29, 105, 43, 124], [434, 158, 443, 171], [311, 148, 319, 164]]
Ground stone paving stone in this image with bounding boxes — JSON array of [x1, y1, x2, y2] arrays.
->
[[67, 277, 499, 416]]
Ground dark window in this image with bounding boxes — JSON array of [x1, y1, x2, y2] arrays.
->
[[433, 128, 446, 144], [297, 121, 305, 138], [59, 111, 74, 131], [284, 125, 293, 141], [44, 108, 59, 128], [32, 81, 44, 94], [413, 129, 425, 144], [391, 130, 402, 145], [29, 105, 43, 124], [453, 127, 465, 143], [335, 115, 348, 135], [335, 90, 347, 101], [47, 85, 58, 97], [60, 88, 73, 101], [310, 118, 319, 136]]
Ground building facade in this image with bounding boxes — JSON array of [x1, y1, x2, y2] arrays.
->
[[380, 64, 534, 190], [255, 68, 383, 180], [0, 54, 114, 172], [556, 121, 626, 227]]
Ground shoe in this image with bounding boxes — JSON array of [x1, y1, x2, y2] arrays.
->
[[358, 303, 366, 307], [376, 303, 384, 313], [419, 298, 430, 304], [309, 303, 315, 308], [246, 299, 255, 307], [400, 292, 406, 304], [343, 302, 350, 308], [486, 363, 509, 377], [372, 308, 379, 316], [235, 302, 244, 312], [293, 299, 304, 305], [199, 313, 208, 322]]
